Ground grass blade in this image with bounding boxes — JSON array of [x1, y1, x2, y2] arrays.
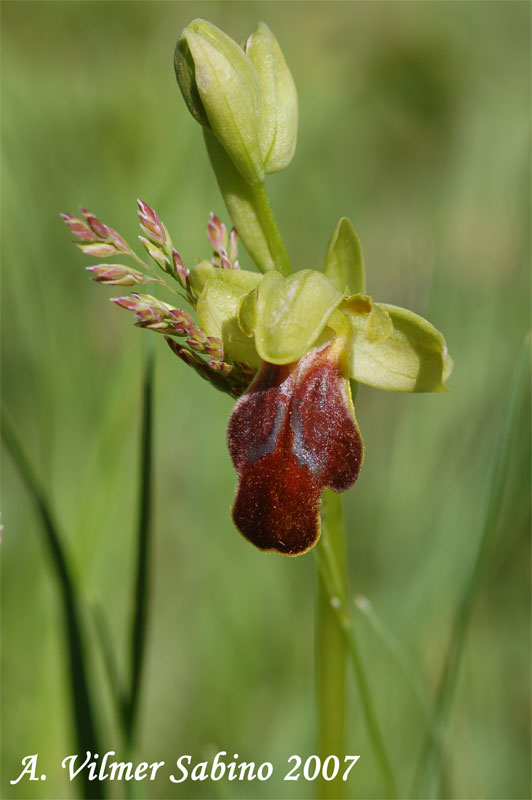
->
[[354, 595, 433, 725], [124, 339, 155, 746], [413, 335, 531, 798], [2, 414, 105, 800], [92, 601, 128, 732]]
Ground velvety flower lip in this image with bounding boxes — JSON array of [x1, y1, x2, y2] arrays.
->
[[227, 336, 363, 555]]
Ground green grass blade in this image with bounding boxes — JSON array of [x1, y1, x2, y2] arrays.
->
[[92, 601, 128, 733], [413, 335, 531, 798], [1, 413, 105, 800], [354, 595, 434, 724], [125, 340, 155, 746]]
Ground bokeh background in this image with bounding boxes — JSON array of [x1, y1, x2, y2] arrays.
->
[[2, 2, 530, 799]]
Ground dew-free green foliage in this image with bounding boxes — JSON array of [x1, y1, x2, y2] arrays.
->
[[1, 2, 530, 800]]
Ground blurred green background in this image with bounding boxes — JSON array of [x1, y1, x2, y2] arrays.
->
[[2, 2, 530, 799]]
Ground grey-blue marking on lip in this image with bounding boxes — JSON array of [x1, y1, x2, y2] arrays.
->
[[245, 376, 292, 465]]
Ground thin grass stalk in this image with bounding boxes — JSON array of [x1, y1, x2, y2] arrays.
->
[[413, 336, 530, 798], [316, 489, 398, 799], [354, 596, 434, 729], [124, 340, 155, 747], [1, 414, 105, 800]]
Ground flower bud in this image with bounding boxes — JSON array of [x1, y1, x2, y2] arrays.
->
[[245, 22, 298, 174], [175, 19, 264, 185]]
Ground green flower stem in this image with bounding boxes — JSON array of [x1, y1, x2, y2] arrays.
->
[[249, 180, 293, 275], [316, 490, 347, 799], [125, 340, 155, 747], [316, 490, 398, 800], [204, 129, 292, 276], [412, 336, 530, 799], [1, 414, 105, 800]]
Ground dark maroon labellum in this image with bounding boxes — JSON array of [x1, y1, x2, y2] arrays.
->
[[227, 340, 364, 555]]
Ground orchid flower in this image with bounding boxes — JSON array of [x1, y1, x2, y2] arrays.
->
[[62, 205, 452, 556], [62, 18, 452, 557], [188, 218, 452, 555]]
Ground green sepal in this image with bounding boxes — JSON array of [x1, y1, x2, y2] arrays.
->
[[348, 303, 453, 392], [196, 267, 263, 367], [323, 217, 365, 294], [174, 31, 211, 128], [245, 22, 298, 174], [176, 20, 264, 185], [189, 259, 216, 297], [204, 130, 277, 273], [250, 269, 343, 364]]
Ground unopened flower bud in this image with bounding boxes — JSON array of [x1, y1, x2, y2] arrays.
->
[[245, 22, 298, 174], [175, 19, 264, 185]]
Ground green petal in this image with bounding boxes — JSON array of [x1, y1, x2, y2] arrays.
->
[[252, 269, 343, 364], [365, 305, 393, 343], [323, 217, 365, 294], [196, 267, 263, 367], [245, 22, 298, 174], [237, 285, 258, 337], [348, 304, 453, 392]]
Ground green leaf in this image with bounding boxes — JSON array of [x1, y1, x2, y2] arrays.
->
[[177, 20, 264, 185], [245, 22, 298, 174], [196, 267, 263, 367], [323, 217, 365, 294], [348, 304, 453, 392], [252, 269, 343, 363]]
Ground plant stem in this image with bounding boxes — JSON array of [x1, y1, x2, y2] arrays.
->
[[203, 129, 292, 275], [316, 490, 398, 800], [316, 490, 347, 799], [249, 181, 292, 276], [2, 414, 105, 800], [124, 339, 155, 747], [412, 336, 530, 798]]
